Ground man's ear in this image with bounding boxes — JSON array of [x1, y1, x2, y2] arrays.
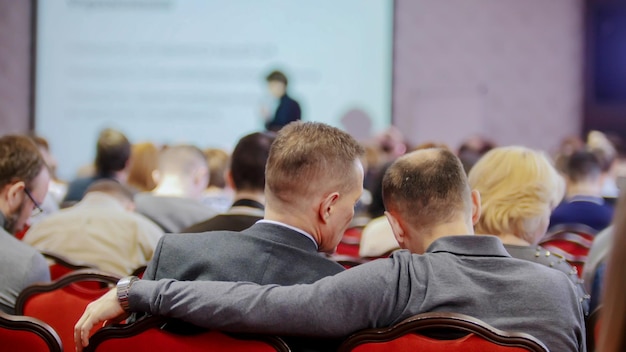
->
[[471, 189, 481, 225], [225, 169, 235, 190], [385, 211, 406, 247], [151, 170, 161, 185], [2, 181, 25, 213], [318, 192, 339, 224]]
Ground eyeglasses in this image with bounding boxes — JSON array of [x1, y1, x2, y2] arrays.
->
[[24, 188, 44, 217]]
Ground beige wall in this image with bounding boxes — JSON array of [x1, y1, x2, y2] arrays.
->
[[0, 0, 583, 152], [0, 0, 31, 134]]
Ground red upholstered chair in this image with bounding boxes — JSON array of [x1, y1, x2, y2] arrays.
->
[[15, 269, 120, 352], [337, 312, 549, 352], [539, 223, 598, 277], [586, 306, 602, 352], [84, 316, 291, 352], [0, 310, 63, 352], [40, 250, 98, 281]]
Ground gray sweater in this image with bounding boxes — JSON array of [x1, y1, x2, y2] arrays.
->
[[129, 235, 585, 352]]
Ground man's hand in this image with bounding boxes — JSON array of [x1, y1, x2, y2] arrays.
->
[[74, 288, 128, 352]]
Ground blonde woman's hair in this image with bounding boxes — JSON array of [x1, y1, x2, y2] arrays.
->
[[468, 146, 565, 244]]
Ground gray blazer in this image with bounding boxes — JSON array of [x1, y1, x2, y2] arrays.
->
[[144, 222, 344, 284]]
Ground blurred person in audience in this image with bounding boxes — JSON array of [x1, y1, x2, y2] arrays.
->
[[184, 132, 275, 232], [549, 149, 613, 232], [23, 180, 163, 277], [262, 70, 301, 132], [359, 161, 398, 258], [126, 142, 159, 193], [468, 146, 589, 315], [200, 147, 233, 213], [553, 135, 586, 175], [457, 135, 495, 174], [134, 145, 217, 233], [0, 135, 50, 313], [30, 135, 67, 206], [597, 194, 626, 352], [587, 130, 619, 199], [125, 122, 358, 351], [75, 148, 585, 352], [374, 126, 407, 164], [63, 128, 131, 205]]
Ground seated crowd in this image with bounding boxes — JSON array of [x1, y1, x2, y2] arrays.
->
[[0, 122, 625, 351]]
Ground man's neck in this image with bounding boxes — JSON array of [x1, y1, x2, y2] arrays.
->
[[566, 181, 602, 198], [232, 190, 265, 205], [152, 177, 197, 199], [415, 221, 474, 254]]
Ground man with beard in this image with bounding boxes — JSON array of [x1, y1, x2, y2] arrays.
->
[[0, 135, 51, 313]]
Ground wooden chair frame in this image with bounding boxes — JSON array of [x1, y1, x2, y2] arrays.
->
[[337, 312, 549, 352], [0, 310, 63, 352], [85, 315, 291, 352]]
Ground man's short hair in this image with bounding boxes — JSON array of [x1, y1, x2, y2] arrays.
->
[[0, 135, 45, 190], [158, 145, 207, 176], [85, 179, 135, 202], [382, 148, 470, 231], [266, 122, 364, 203], [95, 128, 131, 174], [567, 150, 602, 182], [231, 132, 275, 192], [468, 146, 564, 243], [266, 70, 288, 86]]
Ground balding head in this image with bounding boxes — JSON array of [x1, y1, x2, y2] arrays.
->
[[158, 145, 207, 177], [383, 148, 472, 233]]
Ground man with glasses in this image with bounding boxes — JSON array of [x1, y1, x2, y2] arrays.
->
[[0, 135, 51, 313]]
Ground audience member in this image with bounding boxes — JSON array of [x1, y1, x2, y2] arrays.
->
[[63, 128, 131, 204], [468, 146, 589, 315], [133, 122, 358, 351], [0, 135, 50, 313], [23, 180, 163, 276], [597, 194, 626, 352], [200, 147, 232, 213], [263, 70, 301, 132], [134, 145, 216, 233], [126, 142, 159, 192], [184, 132, 275, 232], [75, 148, 585, 352], [587, 130, 619, 198], [457, 135, 495, 174], [549, 149, 614, 232]]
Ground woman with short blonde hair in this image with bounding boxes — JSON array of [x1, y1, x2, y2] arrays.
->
[[468, 146, 589, 315]]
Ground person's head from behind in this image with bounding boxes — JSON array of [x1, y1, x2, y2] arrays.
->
[[126, 142, 159, 192], [228, 132, 275, 194], [85, 179, 135, 211], [382, 148, 478, 254], [154, 145, 208, 199], [265, 122, 364, 252], [565, 149, 603, 191], [468, 146, 564, 245], [204, 148, 229, 190], [266, 70, 288, 98], [95, 128, 131, 177], [0, 135, 50, 234]]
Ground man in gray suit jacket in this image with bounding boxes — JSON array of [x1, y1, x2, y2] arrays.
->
[[129, 122, 363, 351], [77, 148, 585, 352]]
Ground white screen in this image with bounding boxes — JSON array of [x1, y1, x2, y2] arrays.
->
[[35, 0, 393, 179]]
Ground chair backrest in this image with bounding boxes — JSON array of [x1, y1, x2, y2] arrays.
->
[[85, 316, 291, 352], [15, 269, 120, 352], [0, 310, 63, 352], [337, 312, 549, 352], [586, 305, 602, 352], [539, 223, 598, 277], [41, 250, 98, 281]]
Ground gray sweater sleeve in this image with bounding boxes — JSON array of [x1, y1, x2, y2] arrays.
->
[[129, 256, 414, 337]]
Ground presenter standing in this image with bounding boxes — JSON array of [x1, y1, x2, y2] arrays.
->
[[262, 70, 301, 132]]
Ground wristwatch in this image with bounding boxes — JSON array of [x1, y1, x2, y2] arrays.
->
[[117, 276, 139, 312]]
